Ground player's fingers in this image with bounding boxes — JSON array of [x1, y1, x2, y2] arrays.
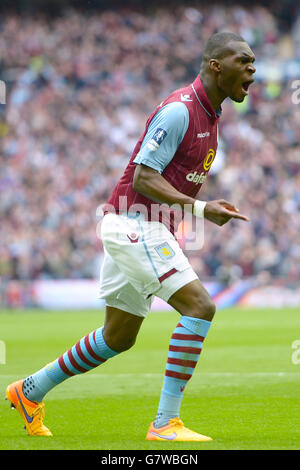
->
[[219, 200, 239, 212], [223, 210, 250, 221]]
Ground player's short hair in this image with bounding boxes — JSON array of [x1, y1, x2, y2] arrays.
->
[[202, 32, 247, 62]]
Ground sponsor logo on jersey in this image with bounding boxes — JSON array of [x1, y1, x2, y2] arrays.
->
[[147, 128, 168, 151], [186, 150, 215, 185], [197, 131, 210, 138], [186, 171, 207, 185]]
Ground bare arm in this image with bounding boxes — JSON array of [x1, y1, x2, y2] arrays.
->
[[133, 164, 249, 226], [133, 164, 195, 208]]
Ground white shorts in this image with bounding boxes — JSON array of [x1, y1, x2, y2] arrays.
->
[[98, 213, 198, 318]]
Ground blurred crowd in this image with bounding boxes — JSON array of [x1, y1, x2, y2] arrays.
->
[[0, 4, 299, 286]]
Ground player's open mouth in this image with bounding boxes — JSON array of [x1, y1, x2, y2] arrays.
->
[[241, 80, 254, 95]]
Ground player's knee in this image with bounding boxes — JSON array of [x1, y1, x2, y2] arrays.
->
[[201, 298, 216, 321], [117, 336, 137, 352], [104, 332, 136, 353], [188, 295, 216, 321]]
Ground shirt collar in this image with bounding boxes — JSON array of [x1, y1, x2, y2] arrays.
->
[[191, 75, 222, 121]]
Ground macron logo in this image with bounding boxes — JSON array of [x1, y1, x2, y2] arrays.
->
[[197, 131, 210, 139]]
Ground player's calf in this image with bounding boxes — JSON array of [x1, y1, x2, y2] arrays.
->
[[103, 306, 144, 352]]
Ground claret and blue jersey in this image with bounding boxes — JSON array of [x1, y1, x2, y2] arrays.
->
[[105, 75, 222, 233]]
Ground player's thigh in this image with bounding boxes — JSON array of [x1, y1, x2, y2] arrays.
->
[[99, 246, 152, 318], [103, 305, 144, 353], [168, 278, 216, 321]]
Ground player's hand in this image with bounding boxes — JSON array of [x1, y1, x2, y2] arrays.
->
[[204, 199, 250, 226]]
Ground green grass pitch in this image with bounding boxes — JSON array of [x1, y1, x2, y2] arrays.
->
[[0, 307, 300, 450]]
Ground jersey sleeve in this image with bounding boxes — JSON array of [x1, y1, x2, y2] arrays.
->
[[133, 101, 189, 174]]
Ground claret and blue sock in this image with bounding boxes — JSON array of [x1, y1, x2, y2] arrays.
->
[[22, 326, 118, 403], [154, 315, 211, 428]]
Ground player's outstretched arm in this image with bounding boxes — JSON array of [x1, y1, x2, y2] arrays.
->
[[133, 164, 249, 226]]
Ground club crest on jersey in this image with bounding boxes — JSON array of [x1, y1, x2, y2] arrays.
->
[[155, 242, 175, 260], [147, 128, 167, 151]]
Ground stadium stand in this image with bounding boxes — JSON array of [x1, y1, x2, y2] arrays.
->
[[0, 2, 299, 307]]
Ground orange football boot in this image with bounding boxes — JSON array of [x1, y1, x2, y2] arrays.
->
[[146, 417, 212, 441], [6, 379, 52, 436]]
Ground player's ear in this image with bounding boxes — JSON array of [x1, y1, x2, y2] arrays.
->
[[209, 59, 221, 73]]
